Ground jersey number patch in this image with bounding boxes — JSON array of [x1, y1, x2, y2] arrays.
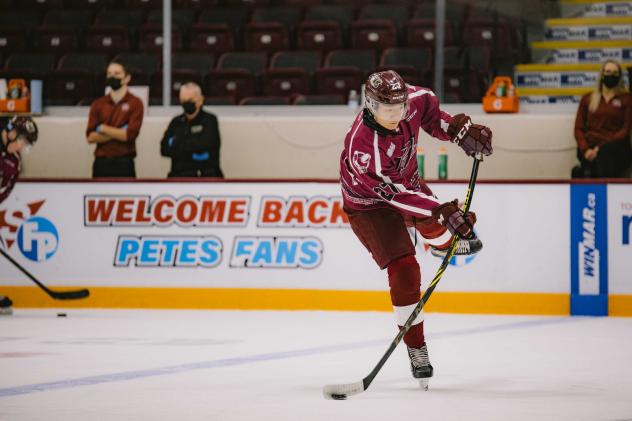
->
[[373, 182, 398, 201]]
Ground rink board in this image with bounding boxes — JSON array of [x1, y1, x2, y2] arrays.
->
[[0, 181, 630, 316]]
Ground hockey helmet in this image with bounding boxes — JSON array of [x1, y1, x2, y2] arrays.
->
[[364, 70, 409, 122], [9, 116, 38, 145]]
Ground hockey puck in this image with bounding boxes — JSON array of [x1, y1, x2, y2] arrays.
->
[[57, 313, 67, 317], [330, 394, 347, 400]]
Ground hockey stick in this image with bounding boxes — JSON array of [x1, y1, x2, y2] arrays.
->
[[0, 248, 90, 300], [323, 154, 482, 400]]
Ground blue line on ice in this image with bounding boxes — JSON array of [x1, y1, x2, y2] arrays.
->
[[0, 317, 574, 397]]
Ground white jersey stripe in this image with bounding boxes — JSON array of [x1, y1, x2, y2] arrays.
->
[[373, 130, 382, 178], [408, 88, 434, 99], [390, 199, 433, 216], [347, 114, 364, 175], [390, 182, 438, 202]]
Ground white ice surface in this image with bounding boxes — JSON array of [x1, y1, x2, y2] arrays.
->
[[1, 310, 632, 421]]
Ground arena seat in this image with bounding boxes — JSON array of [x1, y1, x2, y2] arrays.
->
[[189, 24, 235, 54], [218, 51, 267, 74], [243, 22, 289, 53], [58, 53, 108, 74], [292, 94, 344, 105], [270, 51, 321, 74], [261, 68, 311, 96], [325, 49, 376, 76], [172, 53, 215, 76], [206, 69, 257, 100], [296, 21, 343, 52], [85, 26, 132, 55], [350, 20, 397, 51], [239, 96, 290, 105], [314, 66, 363, 100], [0, 29, 28, 55]]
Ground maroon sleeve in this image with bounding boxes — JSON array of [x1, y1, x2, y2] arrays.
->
[[86, 100, 101, 138], [606, 94, 632, 143], [574, 94, 590, 153], [0, 155, 20, 205], [410, 87, 452, 141], [126, 97, 144, 142]]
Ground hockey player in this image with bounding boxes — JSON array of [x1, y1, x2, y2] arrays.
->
[[339, 70, 492, 389], [0, 116, 39, 315]]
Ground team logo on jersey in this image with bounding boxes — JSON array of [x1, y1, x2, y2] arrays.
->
[[352, 151, 371, 174], [0, 200, 60, 262], [395, 137, 414, 172]]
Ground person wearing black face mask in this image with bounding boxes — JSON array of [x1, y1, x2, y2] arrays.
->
[[573, 59, 632, 178], [86, 60, 144, 178], [160, 82, 224, 178]]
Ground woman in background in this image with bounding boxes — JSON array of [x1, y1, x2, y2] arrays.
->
[[573, 59, 632, 178]]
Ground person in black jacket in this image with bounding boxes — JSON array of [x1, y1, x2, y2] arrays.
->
[[160, 82, 224, 178]]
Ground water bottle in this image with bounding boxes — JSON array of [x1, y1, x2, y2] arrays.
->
[[0, 79, 7, 100], [438, 147, 448, 180], [348, 89, 359, 109], [416, 146, 425, 178], [8, 83, 21, 99], [495, 80, 507, 97], [508, 84, 515, 97], [30, 79, 43, 114]]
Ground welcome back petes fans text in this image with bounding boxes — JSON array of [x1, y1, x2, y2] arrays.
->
[[83, 194, 348, 268]]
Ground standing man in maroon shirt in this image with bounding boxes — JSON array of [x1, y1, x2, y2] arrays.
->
[[86, 60, 144, 178], [339, 70, 493, 389], [1, 115, 39, 315]]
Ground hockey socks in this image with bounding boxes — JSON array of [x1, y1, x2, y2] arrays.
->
[[387, 255, 425, 348]]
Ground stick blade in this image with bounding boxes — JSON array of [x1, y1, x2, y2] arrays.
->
[[51, 289, 90, 300], [322, 381, 365, 400]]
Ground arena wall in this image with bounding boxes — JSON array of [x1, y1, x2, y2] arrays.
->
[[1, 180, 629, 316], [20, 105, 581, 180]]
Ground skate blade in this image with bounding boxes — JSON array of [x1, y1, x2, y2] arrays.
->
[[418, 378, 429, 391]]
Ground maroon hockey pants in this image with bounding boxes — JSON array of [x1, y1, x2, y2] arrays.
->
[[344, 206, 451, 348]]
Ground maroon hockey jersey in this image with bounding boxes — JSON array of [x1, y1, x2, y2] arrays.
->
[[0, 149, 19, 205], [340, 85, 453, 218]]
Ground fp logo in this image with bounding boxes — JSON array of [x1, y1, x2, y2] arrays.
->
[[16, 217, 59, 261]]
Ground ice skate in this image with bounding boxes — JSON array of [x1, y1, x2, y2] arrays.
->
[[431, 237, 482, 258], [0, 296, 13, 316], [407, 344, 433, 391]]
